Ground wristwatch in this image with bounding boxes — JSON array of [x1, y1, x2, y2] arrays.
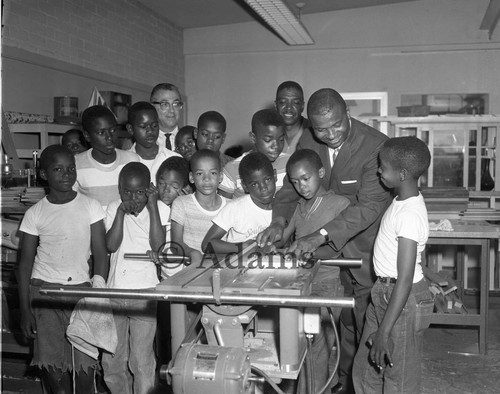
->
[[319, 228, 330, 244]]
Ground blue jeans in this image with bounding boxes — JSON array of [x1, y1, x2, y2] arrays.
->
[[353, 277, 434, 394], [102, 299, 157, 394]]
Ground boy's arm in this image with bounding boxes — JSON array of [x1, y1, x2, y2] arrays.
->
[[171, 220, 201, 263], [274, 222, 295, 249], [106, 208, 126, 252], [17, 232, 38, 339], [90, 220, 109, 281], [202, 223, 245, 254], [147, 183, 166, 253], [368, 237, 416, 368]]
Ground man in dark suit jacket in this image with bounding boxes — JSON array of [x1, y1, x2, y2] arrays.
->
[[258, 88, 392, 393]]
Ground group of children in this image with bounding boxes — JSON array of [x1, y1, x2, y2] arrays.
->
[[18, 89, 433, 393]]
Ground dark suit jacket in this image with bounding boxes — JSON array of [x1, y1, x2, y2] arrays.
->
[[274, 118, 392, 287]]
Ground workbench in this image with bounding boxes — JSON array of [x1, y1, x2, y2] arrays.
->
[[426, 220, 500, 354]]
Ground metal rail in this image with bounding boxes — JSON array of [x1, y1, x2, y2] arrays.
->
[[40, 287, 355, 308]]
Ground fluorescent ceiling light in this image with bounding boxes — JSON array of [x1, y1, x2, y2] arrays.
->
[[243, 0, 314, 45], [480, 0, 500, 39]]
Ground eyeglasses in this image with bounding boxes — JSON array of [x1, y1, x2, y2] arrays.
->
[[151, 101, 184, 111]]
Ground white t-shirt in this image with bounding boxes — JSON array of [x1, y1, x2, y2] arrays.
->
[[212, 195, 272, 243], [129, 143, 181, 183], [373, 193, 429, 283], [170, 194, 227, 252], [19, 194, 105, 285], [105, 199, 170, 289]]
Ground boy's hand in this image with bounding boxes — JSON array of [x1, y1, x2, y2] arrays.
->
[[189, 250, 203, 266], [180, 184, 193, 195], [286, 232, 324, 260], [119, 200, 139, 215], [257, 221, 285, 247], [146, 183, 159, 208], [20, 310, 37, 340], [147, 249, 160, 264], [367, 331, 393, 371]]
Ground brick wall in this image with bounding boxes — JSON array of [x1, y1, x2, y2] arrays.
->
[[2, 0, 184, 91]]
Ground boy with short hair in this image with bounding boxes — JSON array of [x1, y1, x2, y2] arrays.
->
[[276, 149, 350, 393], [202, 152, 275, 254], [127, 101, 180, 181], [156, 156, 192, 278], [61, 128, 89, 155], [170, 149, 227, 264], [102, 162, 168, 394], [18, 145, 108, 394], [74, 105, 139, 209], [353, 136, 433, 394], [194, 111, 233, 169], [219, 109, 290, 199], [175, 125, 197, 161]]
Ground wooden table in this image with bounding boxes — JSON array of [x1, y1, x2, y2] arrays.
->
[[427, 220, 500, 354]]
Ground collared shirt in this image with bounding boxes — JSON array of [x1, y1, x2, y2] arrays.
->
[[327, 117, 351, 167], [157, 126, 179, 151]]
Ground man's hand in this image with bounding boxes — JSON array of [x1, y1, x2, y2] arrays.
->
[[367, 331, 393, 371], [285, 231, 325, 260], [146, 183, 159, 209], [256, 220, 286, 248], [20, 310, 37, 340]]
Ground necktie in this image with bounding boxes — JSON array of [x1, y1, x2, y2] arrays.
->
[[331, 149, 338, 167], [165, 133, 172, 150]]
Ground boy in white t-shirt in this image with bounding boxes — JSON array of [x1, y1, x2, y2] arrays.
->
[[18, 145, 108, 394], [74, 105, 139, 209], [202, 152, 276, 254], [170, 149, 227, 265], [353, 137, 433, 394], [155, 156, 192, 278], [126, 101, 181, 181], [102, 162, 168, 394]]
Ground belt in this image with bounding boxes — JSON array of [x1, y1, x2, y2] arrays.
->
[[377, 276, 397, 284]]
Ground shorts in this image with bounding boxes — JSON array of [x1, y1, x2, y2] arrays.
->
[[30, 279, 97, 374]]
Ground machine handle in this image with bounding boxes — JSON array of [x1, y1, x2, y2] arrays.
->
[[318, 258, 362, 268], [123, 253, 191, 266]]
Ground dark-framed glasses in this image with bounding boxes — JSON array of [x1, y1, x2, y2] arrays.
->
[[151, 101, 184, 111]]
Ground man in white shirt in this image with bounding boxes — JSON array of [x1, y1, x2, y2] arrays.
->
[[150, 83, 183, 151]]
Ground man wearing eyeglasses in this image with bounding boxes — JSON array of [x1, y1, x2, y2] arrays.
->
[[150, 83, 184, 151]]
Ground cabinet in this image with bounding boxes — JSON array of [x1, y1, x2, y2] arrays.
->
[[8, 123, 80, 164], [372, 116, 500, 191]]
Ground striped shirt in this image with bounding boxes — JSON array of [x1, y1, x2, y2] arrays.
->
[[219, 151, 290, 198], [74, 148, 140, 209], [170, 193, 227, 253]]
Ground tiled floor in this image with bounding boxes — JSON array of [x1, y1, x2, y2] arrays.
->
[[3, 298, 500, 394]]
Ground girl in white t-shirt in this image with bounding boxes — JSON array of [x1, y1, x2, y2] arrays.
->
[[18, 145, 108, 394]]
